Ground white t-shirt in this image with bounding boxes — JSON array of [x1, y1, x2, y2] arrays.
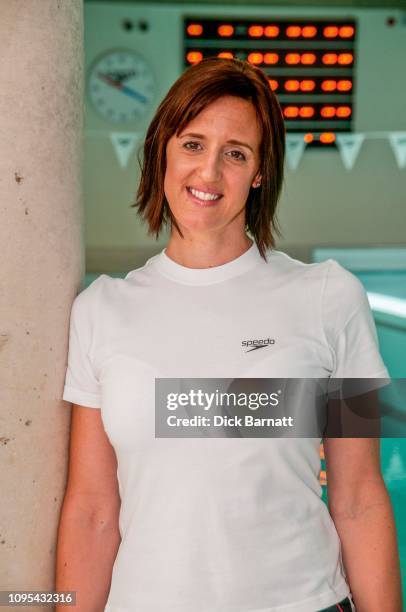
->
[[62, 243, 388, 612]]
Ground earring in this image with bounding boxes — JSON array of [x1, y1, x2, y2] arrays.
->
[[253, 181, 261, 188]]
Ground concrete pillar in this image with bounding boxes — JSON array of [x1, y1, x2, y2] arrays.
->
[[0, 1, 84, 608]]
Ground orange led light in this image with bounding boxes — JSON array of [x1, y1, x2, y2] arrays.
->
[[264, 52, 279, 64], [218, 52, 234, 59], [248, 25, 264, 37], [338, 53, 353, 65], [284, 106, 299, 118], [302, 25, 317, 38], [264, 25, 280, 37], [248, 52, 263, 64], [336, 106, 351, 118], [285, 80, 300, 91], [337, 80, 352, 92], [286, 53, 301, 64], [304, 133, 314, 143], [187, 24, 203, 36], [300, 80, 315, 91], [339, 25, 355, 38], [301, 53, 316, 65], [300, 106, 315, 118], [186, 51, 203, 64], [321, 106, 336, 118], [322, 53, 338, 65], [323, 26, 339, 38], [320, 443, 325, 459], [286, 25, 301, 37], [268, 79, 279, 90], [321, 80, 337, 92], [320, 132, 336, 144], [218, 24, 234, 37]]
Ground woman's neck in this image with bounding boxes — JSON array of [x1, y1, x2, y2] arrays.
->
[[165, 232, 253, 269]]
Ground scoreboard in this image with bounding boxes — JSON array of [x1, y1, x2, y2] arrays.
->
[[184, 18, 357, 147]]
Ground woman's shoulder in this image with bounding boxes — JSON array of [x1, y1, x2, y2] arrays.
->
[[269, 249, 363, 290], [266, 250, 368, 320], [79, 254, 159, 299], [267, 248, 332, 282], [320, 257, 368, 306]]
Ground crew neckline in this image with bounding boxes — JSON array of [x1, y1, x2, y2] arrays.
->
[[152, 242, 268, 285]]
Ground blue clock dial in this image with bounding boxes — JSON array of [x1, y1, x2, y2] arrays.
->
[[88, 50, 155, 123]]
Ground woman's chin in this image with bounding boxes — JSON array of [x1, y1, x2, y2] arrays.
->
[[177, 220, 222, 235], [172, 208, 246, 238]]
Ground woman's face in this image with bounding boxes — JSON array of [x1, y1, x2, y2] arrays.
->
[[164, 95, 262, 238]]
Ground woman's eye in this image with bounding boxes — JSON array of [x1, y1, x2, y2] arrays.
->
[[227, 150, 246, 161], [183, 141, 201, 151]]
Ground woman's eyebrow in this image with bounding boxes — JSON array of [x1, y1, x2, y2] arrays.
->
[[179, 132, 254, 153]]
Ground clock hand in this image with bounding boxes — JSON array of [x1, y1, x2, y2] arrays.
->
[[98, 73, 148, 104], [107, 71, 136, 84], [121, 71, 136, 83], [120, 84, 148, 104]]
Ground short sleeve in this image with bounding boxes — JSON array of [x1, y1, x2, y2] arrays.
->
[[323, 260, 389, 380], [62, 280, 102, 409]]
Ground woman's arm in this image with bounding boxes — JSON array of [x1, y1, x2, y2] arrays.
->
[[55, 405, 121, 611], [323, 434, 403, 612]]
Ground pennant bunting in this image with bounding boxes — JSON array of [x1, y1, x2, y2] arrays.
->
[[109, 132, 142, 169], [388, 132, 406, 169], [286, 134, 307, 171], [336, 133, 365, 171]]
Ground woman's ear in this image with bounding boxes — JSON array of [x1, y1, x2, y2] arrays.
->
[[252, 173, 262, 189]]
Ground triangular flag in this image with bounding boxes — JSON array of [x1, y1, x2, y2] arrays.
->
[[286, 134, 307, 171], [388, 132, 406, 169], [110, 132, 142, 169], [383, 446, 406, 485], [336, 133, 365, 171]]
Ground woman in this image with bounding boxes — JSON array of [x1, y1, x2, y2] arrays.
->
[[56, 58, 402, 611]]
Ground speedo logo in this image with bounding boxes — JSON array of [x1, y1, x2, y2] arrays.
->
[[242, 338, 276, 352]]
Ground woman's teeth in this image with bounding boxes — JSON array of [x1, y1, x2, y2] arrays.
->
[[188, 187, 221, 201]]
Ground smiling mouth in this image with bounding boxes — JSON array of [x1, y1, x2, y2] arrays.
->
[[186, 187, 223, 207], [187, 186, 223, 203]]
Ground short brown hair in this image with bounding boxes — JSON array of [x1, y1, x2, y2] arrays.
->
[[132, 57, 285, 258]]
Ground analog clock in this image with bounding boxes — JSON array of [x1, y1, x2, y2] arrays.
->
[[87, 49, 156, 123]]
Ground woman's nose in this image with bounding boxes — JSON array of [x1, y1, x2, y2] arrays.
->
[[198, 152, 222, 182]]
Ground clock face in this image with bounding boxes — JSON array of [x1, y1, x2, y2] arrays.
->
[[88, 50, 156, 123]]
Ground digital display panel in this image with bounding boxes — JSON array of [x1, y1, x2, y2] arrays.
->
[[184, 18, 357, 147]]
